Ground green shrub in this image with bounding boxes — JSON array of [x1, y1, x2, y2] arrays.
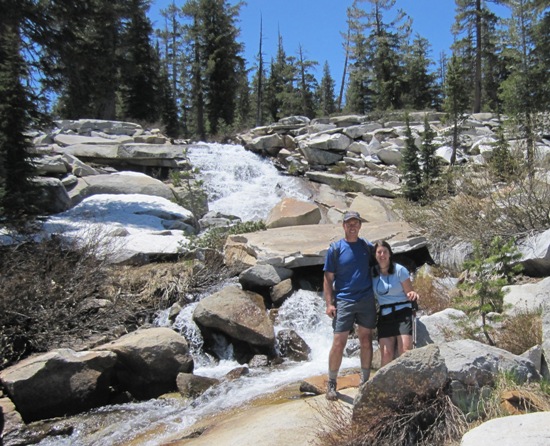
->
[[454, 236, 523, 346]]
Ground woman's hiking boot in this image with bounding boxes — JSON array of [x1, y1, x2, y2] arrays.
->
[[326, 379, 337, 401]]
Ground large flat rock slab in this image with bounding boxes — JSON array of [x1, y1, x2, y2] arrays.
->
[[164, 387, 358, 446], [225, 221, 426, 269]]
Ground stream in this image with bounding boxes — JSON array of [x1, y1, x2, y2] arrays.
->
[[35, 143, 346, 445]]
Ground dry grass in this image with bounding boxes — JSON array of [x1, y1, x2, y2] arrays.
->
[[469, 374, 550, 424], [413, 268, 453, 315], [0, 238, 229, 370], [495, 309, 542, 355], [313, 375, 550, 446], [396, 166, 550, 251], [313, 388, 468, 446]]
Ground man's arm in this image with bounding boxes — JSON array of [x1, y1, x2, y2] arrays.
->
[[324, 271, 336, 318]]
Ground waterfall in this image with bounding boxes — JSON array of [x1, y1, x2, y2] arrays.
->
[[187, 143, 311, 221]]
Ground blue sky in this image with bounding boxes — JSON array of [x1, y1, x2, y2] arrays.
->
[[150, 0, 510, 82]]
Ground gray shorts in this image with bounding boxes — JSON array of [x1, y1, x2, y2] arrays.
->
[[333, 295, 377, 332]]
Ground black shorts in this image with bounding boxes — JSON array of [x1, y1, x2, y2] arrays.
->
[[377, 307, 413, 339], [333, 295, 377, 332]]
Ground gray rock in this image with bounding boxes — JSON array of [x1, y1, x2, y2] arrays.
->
[[503, 277, 550, 315], [329, 115, 366, 127], [239, 264, 294, 289], [439, 339, 540, 407], [246, 133, 285, 154], [54, 134, 127, 146], [0, 349, 117, 422], [32, 155, 68, 175], [416, 308, 467, 347], [70, 171, 176, 205], [299, 146, 343, 165], [55, 119, 142, 136], [543, 303, 550, 379], [265, 197, 321, 229], [193, 286, 276, 348], [276, 329, 311, 362], [198, 211, 241, 230], [32, 177, 72, 214], [353, 344, 447, 416], [270, 278, 294, 306], [279, 116, 310, 126], [93, 327, 194, 400], [176, 373, 219, 398], [517, 228, 550, 277], [224, 220, 426, 271], [460, 412, 550, 446], [377, 146, 402, 166]]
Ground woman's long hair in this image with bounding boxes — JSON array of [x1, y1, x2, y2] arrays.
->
[[372, 240, 395, 277]]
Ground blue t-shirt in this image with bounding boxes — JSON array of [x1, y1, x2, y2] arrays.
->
[[323, 238, 373, 302], [374, 263, 411, 315]]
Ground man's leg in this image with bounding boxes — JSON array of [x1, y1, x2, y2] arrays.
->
[[327, 331, 349, 400], [357, 325, 373, 383]]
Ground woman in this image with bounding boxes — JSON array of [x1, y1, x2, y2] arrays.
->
[[372, 240, 419, 367]]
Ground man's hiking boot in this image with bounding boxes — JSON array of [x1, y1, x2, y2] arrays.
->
[[326, 379, 337, 401]]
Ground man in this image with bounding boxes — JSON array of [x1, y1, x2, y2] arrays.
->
[[323, 210, 376, 400]]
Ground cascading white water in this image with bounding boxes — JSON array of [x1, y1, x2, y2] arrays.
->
[[186, 143, 312, 221], [37, 290, 358, 446]]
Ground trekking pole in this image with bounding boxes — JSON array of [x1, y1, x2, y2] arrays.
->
[[412, 300, 418, 348]]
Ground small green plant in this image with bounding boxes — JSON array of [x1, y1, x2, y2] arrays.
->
[[330, 163, 348, 175], [287, 163, 299, 176], [173, 157, 209, 219], [336, 173, 356, 192], [182, 220, 266, 253], [455, 236, 523, 345], [540, 379, 550, 396], [169, 169, 183, 187], [488, 123, 519, 181], [400, 114, 423, 202]]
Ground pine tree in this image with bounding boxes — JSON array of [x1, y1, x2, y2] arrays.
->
[[459, 236, 523, 345], [444, 54, 469, 165], [119, 0, 161, 123], [265, 33, 299, 121], [278, 54, 301, 118], [364, 0, 411, 110], [489, 121, 517, 181], [420, 114, 440, 187], [499, 0, 547, 179], [253, 14, 265, 127], [452, 1, 508, 113], [39, 1, 120, 119], [183, 0, 205, 139], [233, 59, 252, 130], [345, 0, 411, 112], [402, 35, 438, 110], [400, 115, 423, 201], [317, 61, 336, 117], [199, 0, 244, 135], [296, 45, 318, 118], [158, 58, 181, 138], [181, 0, 244, 137], [0, 0, 41, 222], [344, 0, 373, 114], [532, 8, 550, 108], [157, 1, 185, 102]]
